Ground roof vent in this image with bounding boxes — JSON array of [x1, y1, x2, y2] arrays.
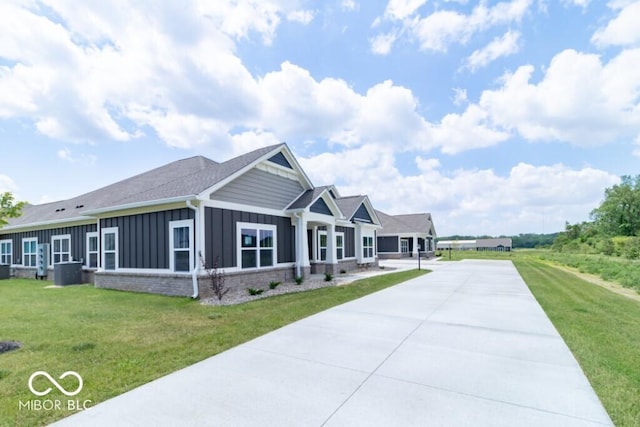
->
[[75, 204, 84, 209]]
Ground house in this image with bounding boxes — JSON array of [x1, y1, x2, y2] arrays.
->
[[376, 211, 437, 259], [0, 144, 382, 298]]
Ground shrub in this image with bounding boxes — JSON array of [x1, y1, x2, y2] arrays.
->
[[269, 281, 281, 290], [247, 288, 264, 296], [324, 273, 333, 282], [339, 269, 347, 274], [199, 253, 229, 301], [294, 276, 304, 285]]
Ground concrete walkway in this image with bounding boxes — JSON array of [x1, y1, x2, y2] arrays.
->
[[52, 260, 612, 426]]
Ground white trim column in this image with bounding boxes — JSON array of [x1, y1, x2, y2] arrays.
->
[[412, 235, 419, 257], [327, 224, 337, 265]]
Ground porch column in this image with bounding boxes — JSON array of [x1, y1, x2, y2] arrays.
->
[[326, 224, 337, 274], [412, 235, 419, 257], [295, 214, 310, 279]]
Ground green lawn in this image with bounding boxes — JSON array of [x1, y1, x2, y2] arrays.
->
[[440, 250, 640, 426], [0, 269, 426, 427]]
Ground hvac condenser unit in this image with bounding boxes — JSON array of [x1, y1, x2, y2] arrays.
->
[[37, 243, 49, 279]]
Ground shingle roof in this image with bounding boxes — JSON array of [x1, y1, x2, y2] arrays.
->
[[377, 210, 435, 235], [6, 143, 284, 227], [334, 195, 366, 220], [287, 187, 328, 210]]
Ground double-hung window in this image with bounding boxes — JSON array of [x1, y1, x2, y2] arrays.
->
[[400, 239, 409, 254], [336, 233, 344, 260], [239, 223, 276, 269], [0, 240, 12, 265], [23, 238, 37, 267], [318, 231, 328, 261], [170, 220, 193, 272], [101, 227, 118, 270], [363, 235, 374, 259], [51, 235, 71, 264], [86, 232, 98, 268]]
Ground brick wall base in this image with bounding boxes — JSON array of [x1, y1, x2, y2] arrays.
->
[[95, 271, 194, 297], [198, 265, 304, 299]]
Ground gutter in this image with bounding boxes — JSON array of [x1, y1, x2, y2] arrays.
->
[[186, 199, 200, 299]]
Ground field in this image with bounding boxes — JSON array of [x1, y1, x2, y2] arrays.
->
[[442, 249, 640, 426], [0, 269, 426, 427]]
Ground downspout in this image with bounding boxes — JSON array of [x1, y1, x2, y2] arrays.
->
[[186, 199, 200, 299], [293, 212, 302, 278]]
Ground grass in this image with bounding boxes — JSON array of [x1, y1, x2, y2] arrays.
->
[[440, 249, 640, 426], [0, 269, 426, 427]]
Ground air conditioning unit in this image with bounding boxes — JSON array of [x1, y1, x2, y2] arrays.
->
[[37, 243, 49, 279]]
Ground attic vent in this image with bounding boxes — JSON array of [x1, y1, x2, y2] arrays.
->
[[55, 208, 66, 212]]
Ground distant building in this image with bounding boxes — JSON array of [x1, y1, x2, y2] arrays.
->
[[436, 238, 512, 252]]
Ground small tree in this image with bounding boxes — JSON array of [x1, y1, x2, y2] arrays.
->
[[0, 192, 25, 229], [199, 252, 229, 301]]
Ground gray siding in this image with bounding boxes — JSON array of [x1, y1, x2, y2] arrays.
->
[[0, 224, 97, 265], [352, 203, 373, 223], [377, 236, 399, 253], [204, 207, 295, 269], [210, 168, 303, 210], [268, 152, 293, 169], [310, 198, 333, 215], [336, 226, 355, 258], [100, 208, 194, 269]]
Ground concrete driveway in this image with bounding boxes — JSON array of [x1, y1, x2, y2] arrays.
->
[[51, 260, 612, 426]]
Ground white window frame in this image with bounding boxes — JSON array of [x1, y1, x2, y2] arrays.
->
[[336, 232, 344, 260], [237, 222, 277, 270], [22, 237, 37, 267], [101, 227, 119, 271], [86, 232, 99, 268], [400, 239, 409, 254], [317, 230, 328, 261], [169, 219, 194, 273], [51, 234, 71, 264], [0, 239, 12, 265], [362, 234, 375, 261]]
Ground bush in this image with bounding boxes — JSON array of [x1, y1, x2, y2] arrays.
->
[[324, 273, 333, 282], [339, 269, 347, 274], [294, 276, 304, 285], [269, 281, 281, 290], [247, 288, 264, 296]]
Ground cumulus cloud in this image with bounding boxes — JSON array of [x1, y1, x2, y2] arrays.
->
[[301, 149, 619, 235], [57, 148, 97, 165], [0, 174, 18, 193], [591, 1, 640, 47], [464, 30, 521, 71], [376, 0, 532, 53]]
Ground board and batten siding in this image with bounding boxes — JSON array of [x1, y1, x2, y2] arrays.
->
[[336, 226, 355, 258], [100, 208, 194, 270], [352, 203, 373, 223], [377, 236, 399, 253], [0, 224, 97, 265], [204, 207, 295, 269], [210, 168, 304, 210]]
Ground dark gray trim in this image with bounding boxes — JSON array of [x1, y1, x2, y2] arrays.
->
[[310, 198, 333, 216], [204, 207, 295, 268], [268, 152, 293, 169], [100, 208, 194, 269], [0, 224, 97, 266]]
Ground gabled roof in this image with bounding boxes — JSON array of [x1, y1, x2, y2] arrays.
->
[[377, 210, 436, 236], [5, 143, 288, 229], [334, 195, 380, 225]]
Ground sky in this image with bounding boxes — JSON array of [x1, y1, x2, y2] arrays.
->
[[1, 0, 639, 237]]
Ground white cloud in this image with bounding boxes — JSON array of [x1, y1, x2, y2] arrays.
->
[[301, 148, 619, 235], [464, 30, 521, 71], [341, 0, 358, 11], [0, 174, 18, 193], [591, 1, 640, 47], [287, 10, 315, 25], [478, 48, 640, 146], [384, 0, 427, 20], [370, 32, 398, 55], [57, 148, 97, 165], [452, 88, 468, 106], [404, 0, 531, 52]]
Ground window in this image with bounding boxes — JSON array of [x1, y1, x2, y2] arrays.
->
[[318, 231, 327, 261], [0, 240, 12, 265], [400, 239, 409, 254], [238, 223, 276, 269], [170, 220, 193, 272], [336, 233, 344, 260], [363, 236, 374, 259], [86, 232, 98, 268], [101, 228, 118, 270], [51, 235, 71, 264], [23, 238, 37, 267]]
